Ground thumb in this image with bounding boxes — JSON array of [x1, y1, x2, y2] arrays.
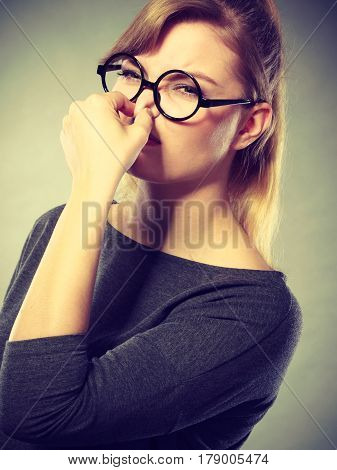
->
[[131, 107, 153, 139]]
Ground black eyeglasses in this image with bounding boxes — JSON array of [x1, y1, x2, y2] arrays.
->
[[97, 52, 265, 122]]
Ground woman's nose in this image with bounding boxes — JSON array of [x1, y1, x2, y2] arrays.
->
[[133, 88, 160, 119]]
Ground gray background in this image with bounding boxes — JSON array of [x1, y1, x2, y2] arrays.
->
[[0, 0, 336, 450]]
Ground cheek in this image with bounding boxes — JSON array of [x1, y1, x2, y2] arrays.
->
[[169, 115, 236, 162], [208, 123, 233, 157], [165, 112, 218, 152], [208, 112, 241, 158], [162, 125, 221, 176]]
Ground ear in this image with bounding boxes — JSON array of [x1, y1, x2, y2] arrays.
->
[[230, 103, 273, 151]]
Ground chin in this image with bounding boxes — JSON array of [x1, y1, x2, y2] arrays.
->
[[127, 165, 165, 183], [126, 159, 176, 184]]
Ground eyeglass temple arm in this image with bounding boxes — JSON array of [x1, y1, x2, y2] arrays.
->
[[97, 64, 120, 75], [200, 97, 264, 108]]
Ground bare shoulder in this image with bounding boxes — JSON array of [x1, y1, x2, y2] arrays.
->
[[218, 230, 275, 271], [225, 249, 275, 271], [107, 201, 275, 271], [198, 243, 275, 271], [200, 224, 275, 271]]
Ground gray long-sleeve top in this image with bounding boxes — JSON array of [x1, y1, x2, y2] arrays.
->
[[0, 203, 303, 450]]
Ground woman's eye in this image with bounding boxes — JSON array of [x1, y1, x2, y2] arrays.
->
[[118, 70, 141, 80]]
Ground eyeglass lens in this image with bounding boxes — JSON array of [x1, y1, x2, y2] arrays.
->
[[104, 53, 200, 119]]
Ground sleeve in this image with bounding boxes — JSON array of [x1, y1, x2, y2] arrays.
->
[[0, 280, 302, 447], [1, 221, 37, 306], [0, 204, 66, 366]]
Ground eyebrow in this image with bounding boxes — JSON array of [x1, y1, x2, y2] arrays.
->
[[183, 70, 221, 88], [132, 58, 220, 88]]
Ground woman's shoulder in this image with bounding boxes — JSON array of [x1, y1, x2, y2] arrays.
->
[[107, 200, 275, 272]]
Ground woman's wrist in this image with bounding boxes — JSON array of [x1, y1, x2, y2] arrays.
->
[[66, 182, 120, 236], [69, 172, 123, 208]]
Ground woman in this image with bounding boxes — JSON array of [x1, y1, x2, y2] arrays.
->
[[0, 0, 302, 450]]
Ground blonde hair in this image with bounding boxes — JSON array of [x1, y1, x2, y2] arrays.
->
[[98, 0, 287, 269]]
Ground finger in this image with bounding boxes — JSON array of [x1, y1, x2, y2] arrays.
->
[[132, 108, 153, 137], [108, 91, 136, 116]]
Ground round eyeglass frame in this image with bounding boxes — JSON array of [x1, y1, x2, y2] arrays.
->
[[97, 52, 266, 122]]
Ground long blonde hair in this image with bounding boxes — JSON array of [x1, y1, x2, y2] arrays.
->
[[98, 0, 287, 269]]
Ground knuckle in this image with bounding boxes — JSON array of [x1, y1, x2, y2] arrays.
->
[[110, 90, 123, 103], [87, 93, 104, 104], [109, 90, 120, 99], [69, 101, 79, 114]]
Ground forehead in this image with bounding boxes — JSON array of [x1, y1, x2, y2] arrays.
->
[[135, 21, 239, 85]]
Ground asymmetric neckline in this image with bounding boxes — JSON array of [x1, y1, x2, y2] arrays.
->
[[106, 218, 286, 280]]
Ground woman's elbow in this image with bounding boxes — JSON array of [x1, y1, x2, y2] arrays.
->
[[0, 405, 49, 443], [0, 391, 67, 444]]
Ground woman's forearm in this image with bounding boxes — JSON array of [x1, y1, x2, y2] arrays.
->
[[8, 184, 119, 342]]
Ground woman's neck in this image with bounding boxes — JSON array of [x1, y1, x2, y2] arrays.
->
[[109, 182, 254, 257]]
